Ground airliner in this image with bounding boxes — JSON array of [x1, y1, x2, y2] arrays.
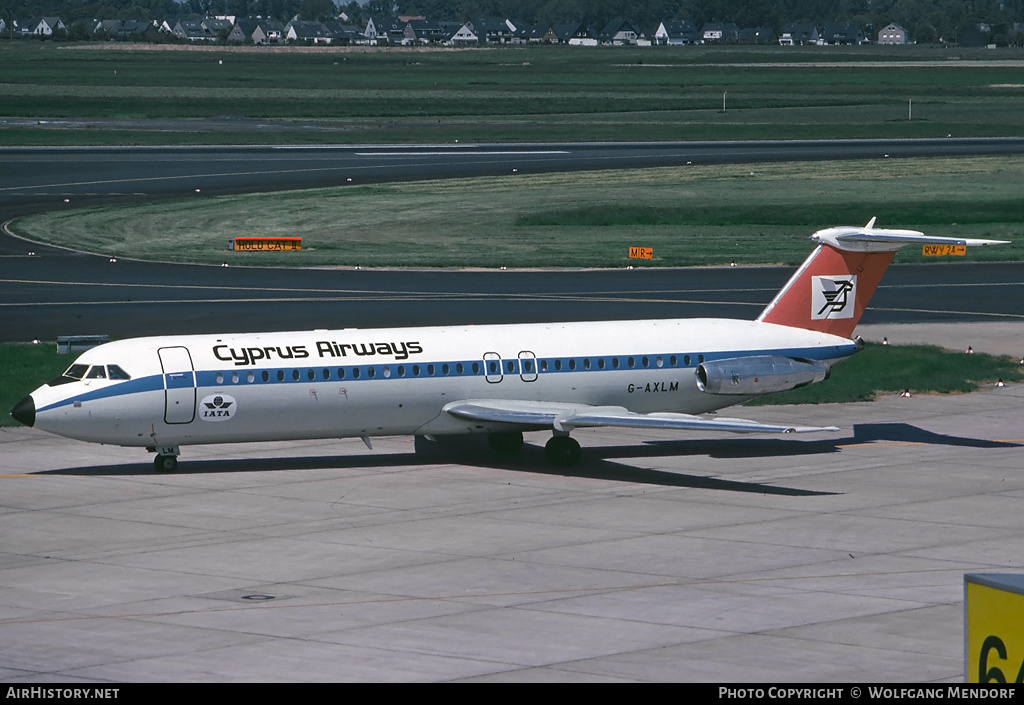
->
[[10, 220, 1006, 472]]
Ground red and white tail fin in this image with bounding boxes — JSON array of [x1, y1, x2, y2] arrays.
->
[[757, 219, 1008, 339]]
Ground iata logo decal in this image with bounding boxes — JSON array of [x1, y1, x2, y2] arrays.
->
[[811, 275, 857, 320], [200, 394, 236, 422]]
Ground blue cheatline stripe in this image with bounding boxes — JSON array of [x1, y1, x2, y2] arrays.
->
[[37, 375, 165, 412], [37, 343, 858, 413]]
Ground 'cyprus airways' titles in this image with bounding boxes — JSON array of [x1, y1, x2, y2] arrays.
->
[[213, 340, 424, 367]]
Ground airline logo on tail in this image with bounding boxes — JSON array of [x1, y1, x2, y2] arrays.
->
[[811, 276, 857, 320], [757, 219, 1008, 338]]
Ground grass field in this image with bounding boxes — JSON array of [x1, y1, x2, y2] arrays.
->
[[11, 156, 1024, 268], [2, 43, 1024, 144]]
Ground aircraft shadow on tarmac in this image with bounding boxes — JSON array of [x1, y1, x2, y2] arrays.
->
[[43, 448, 830, 496], [849, 422, 1021, 448], [40, 421, 1017, 495], [639, 422, 1020, 459]]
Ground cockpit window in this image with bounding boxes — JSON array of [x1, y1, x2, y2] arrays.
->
[[50, 363, 130, 387], [64, 364, 89, 379], [107, 365, 131, 380]]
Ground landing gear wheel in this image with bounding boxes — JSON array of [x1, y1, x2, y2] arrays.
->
[[544, 436, 582, 467], [154, 454, 178, 473], [487, 431, 524, 457]]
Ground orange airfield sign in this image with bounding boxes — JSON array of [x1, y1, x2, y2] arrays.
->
[[923, 244, 965, 256], [233, 237, 302, 252]]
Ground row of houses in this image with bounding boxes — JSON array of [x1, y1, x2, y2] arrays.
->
[[0, 15, 956, 48]]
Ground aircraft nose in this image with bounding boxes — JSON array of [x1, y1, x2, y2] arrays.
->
[[11, 395, 35, 427]]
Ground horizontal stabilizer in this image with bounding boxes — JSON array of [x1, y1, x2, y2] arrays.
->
[[444, 400, 839, 435], [813, 220, 1009, 252]]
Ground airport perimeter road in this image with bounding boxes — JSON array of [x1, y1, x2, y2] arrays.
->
[[2, 382, 1022, 681]]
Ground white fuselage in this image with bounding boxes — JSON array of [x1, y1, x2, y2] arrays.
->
[[28, 318, 857, 450]]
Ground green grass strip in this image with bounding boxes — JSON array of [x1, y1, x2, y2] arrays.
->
[[0, 342, 69, 426], [10, 157, 1024, 268]]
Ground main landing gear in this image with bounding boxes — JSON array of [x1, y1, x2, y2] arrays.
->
[[414, 431, 583, 467], [544, 435, 582, 467], [151, 445, 180, 473], [488, 431, 583, 467]]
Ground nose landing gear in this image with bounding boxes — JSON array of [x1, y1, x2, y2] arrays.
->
[[151, 445, 180, 473]]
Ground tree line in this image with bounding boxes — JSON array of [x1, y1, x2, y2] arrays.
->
[[1, 0, 1020, 43]]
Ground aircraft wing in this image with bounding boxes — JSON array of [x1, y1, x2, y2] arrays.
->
[[443, 400, 839, 435]]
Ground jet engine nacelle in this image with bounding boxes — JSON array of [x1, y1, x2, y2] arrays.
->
[[695, 356, 829, 396]]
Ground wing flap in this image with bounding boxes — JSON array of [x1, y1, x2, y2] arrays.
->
[[443, 400, 839, 435]]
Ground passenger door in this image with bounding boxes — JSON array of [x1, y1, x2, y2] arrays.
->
[[158, 346, 196, 424]]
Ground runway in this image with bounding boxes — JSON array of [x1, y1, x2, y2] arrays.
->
[[5, 139, 1024, 221], [2, 380, 1021, 681]]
